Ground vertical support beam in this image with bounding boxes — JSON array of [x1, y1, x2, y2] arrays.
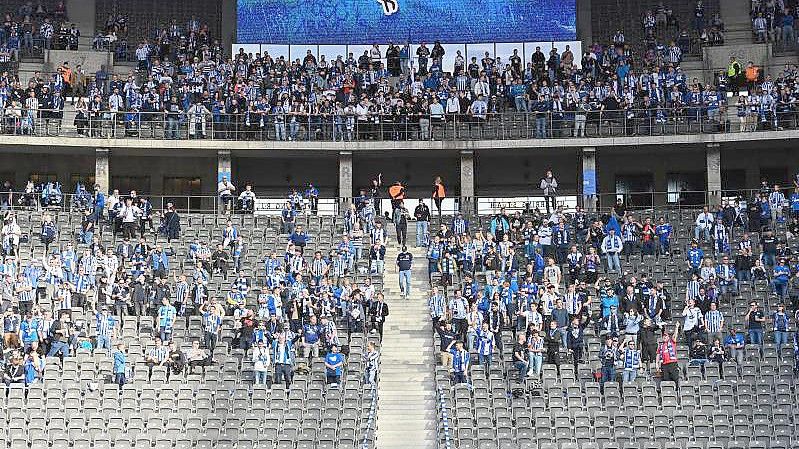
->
[[576, 0, 593, 50], [217, 150, 232, 213], [580, 147, 597, 212], [460, 150, 475, 216], [339, 151, 353, 211], [217, 150, 232, 183], [95, 148, 110, 195], [706, 143, 722, 206], [221, 0, 237, 56]]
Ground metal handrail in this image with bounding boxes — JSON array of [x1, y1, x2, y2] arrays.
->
[[436, 386, 453, 449], [1, 187, 788, 215], [1, 107, 798, 142]]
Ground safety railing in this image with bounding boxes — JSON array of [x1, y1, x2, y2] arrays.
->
[[436, 386, 453, 449], [361, 381, 379, 449], [0, 187, 786, 218], [1, 107, 799, 142]]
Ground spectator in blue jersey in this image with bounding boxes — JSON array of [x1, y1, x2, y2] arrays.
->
[[289, 224, 310, 255], [600, 229, 622, 274], [280, 201, 296, 235], [301, 315, 322, 359], [789, 188, 799, 220], [724, 327, 745, 365], [476, 322, 495, 377], [686, 240, 704, 276], [450, 340, 470, 384], [772, 258, 791, 298], [656, 217, 673, 255], [324, 344, 345, 387], [620, 339, 641, 383], [94, 307, 116, 350], [156, 298, 177, 342], [272, 332, 295, 388], [772, 303, 791, 355], [112, 343, 127, 387], [715, 255, 738, 298]]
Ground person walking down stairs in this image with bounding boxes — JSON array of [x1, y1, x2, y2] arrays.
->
[[396, 245, 413, 299]]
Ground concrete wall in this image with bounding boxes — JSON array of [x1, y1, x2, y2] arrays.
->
[[352, 154, 461, 198], [703, 43, 771, 72], [0, 153, 94, 189], [110, 155, 216, 195], [45, 50, 113, 74], [234, 155, 339, 196], [476, 150, 580, 195]]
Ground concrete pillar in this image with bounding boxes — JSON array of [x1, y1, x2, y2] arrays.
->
[[338, 151, 353, 210], [66, 0, 95, 36], [95, 148, 109, 194], [576, 0, 593, 50], [706, 143, 722, 206], [217, 150, 232, 183], [580, 147, 596, 212], [460, 150, 475, 215], [221, 0, 237, 56]]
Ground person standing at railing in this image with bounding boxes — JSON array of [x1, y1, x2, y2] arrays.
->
[[467, 94, 487, 136], [539, 170, 558, 214], [187, 101, 210, 139], [574, 96, 590, 137], [769, 184, 786, 224], [23, 90, 38, 135]]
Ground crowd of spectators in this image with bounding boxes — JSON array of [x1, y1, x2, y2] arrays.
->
[[0, 1, 74, 62], [422, 169, 799, 387], [751, 0, 798, 48], [641, 1, 725, 49], [92, 14, 222, 67], [0, 2, 796, 140], [0, 177, 386, 390]]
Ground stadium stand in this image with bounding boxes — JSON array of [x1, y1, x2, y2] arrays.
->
[[0, 198, 383, 449], [428, 197, 799, 449], [1, 0, 799, 448]]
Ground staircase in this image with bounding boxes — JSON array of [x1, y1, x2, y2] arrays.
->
[[376, 224, 438, 449], [719, 0, 754, 46]]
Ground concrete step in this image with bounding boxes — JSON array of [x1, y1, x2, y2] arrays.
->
[[377, 235, 437, 449]]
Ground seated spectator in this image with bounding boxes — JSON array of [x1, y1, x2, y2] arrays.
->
[[723, 327, 745, 365], [211, 243, 230, 280], [185, 340, 210, 374], [165, 341, 185, 377], [145, 337, 168, 375]]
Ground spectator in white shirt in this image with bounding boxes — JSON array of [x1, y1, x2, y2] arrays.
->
[[217, 177, 236, 214], [694, 206, 714, 242]]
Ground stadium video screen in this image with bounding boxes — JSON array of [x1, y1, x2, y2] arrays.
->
[[236, 0, 577, 44]]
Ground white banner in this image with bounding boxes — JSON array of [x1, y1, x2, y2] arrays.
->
[[477, 196, 578, 215], [254, 198, 337, 216]]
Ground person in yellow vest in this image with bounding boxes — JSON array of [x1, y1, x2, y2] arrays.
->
[[727, 56, 742, 93]]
